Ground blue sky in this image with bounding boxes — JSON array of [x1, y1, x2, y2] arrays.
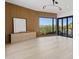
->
[[39, 18, 56, 25], [68, 18, 72, 24], [39, 17, 72, 26]]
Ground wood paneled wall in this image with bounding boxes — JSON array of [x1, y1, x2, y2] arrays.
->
[[5, 2, 57, 43]]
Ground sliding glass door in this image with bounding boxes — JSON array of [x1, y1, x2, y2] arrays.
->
[[58, 19, 63, 35], [57, 16, 73, 38], [68, 17, 73, 37], [63, 18, 67, 36]]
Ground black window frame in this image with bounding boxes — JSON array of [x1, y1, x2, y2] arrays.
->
[[57, 16, 73, 38]]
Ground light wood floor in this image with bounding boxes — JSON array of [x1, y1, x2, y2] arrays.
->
[[5, 36, 73, 59]]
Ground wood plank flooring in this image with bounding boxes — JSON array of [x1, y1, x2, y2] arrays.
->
[[5, 36, 73, 59]]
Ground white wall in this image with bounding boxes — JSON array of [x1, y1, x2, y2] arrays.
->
[[57, 11, 73, 18]]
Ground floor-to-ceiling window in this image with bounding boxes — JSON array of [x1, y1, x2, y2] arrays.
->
[[58, 19, 63, 35], [68, 17, 73, 37], [63, 18, 67, 37], [57, 16, 73, 38], [39, 17, 53, 35], [54, 19, 57, 32], [39, 17, 56, 36]]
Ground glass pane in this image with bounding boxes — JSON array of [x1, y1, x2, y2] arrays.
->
[[68, 17, 73, 37], [59, 19, 62, 35], [63, 18, 67, 36], [39, 17, 53, 35], [54, 19, 56, 32]]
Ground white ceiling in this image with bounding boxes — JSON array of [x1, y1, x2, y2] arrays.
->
[[5, 0, 73, 16]]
